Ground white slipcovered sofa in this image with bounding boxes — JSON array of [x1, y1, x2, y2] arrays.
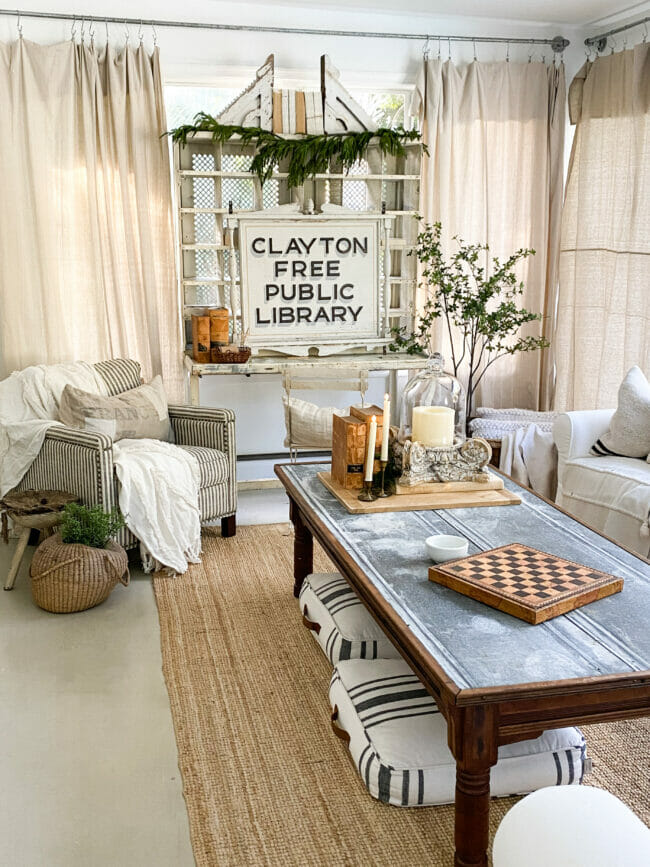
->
[[554, 410, 650, 559]]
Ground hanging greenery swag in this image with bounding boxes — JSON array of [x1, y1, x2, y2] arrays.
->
[[167, 112, 425, 189]]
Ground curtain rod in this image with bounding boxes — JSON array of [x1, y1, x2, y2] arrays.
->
[[584, 15, 649, 50], [0, 8, 570, 52]]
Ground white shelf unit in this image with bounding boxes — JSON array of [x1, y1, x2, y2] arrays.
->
[[173, 132, 422, 352]]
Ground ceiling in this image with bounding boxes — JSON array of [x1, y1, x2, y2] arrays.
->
[[238, 0, 649, 27]]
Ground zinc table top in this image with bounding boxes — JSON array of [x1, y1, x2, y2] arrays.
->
[[280, 463, 650, 691]]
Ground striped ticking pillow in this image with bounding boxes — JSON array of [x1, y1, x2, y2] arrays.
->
[[299, 573, 400, 664], [93, 358, 142, 396], [329, 658, 590, 807]]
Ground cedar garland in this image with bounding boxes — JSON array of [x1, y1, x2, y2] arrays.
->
[[167, 112, 425, 188]]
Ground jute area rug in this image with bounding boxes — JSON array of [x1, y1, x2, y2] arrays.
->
[[153, 525, 650, 867]]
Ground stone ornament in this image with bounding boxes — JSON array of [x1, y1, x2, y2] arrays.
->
[[399, 437, 493, 486]]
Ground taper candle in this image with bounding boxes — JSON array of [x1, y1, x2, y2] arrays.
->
[[381, 393, 390, 461], [364, 415, 377, 482]]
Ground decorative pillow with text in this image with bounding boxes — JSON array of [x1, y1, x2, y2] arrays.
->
[[59, 375, 173, 443]]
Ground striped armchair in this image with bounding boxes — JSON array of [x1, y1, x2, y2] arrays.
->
[[14, 359, 237, 547]]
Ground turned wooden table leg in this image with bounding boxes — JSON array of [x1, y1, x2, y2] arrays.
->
[[289, 499, 312, 598], [448, 705, 499, 867], [454, 765, 492, 866]]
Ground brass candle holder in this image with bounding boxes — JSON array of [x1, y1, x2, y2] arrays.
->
[[378, 460, 391, 498], [358, 479, 377, 502]]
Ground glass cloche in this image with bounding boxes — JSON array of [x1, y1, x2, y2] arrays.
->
[[399, 352, 466, 446]]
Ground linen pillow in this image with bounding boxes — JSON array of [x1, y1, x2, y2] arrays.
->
[[59, 375, 173, 443], [282, 396, 345, 449], [591, 366, 650, 459]]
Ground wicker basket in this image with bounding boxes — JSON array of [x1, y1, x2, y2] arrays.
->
[[30, 534, 129, 613], [211, 345, 251, 364]]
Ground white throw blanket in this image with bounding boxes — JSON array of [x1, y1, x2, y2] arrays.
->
[[113, 439, 201, 574], [0, 361, 106, 497], [499, 424, 557, 500]]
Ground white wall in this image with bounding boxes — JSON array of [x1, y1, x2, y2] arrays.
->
[[0, 1, 591, 465]]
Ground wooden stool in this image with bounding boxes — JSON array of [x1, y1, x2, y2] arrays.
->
[[1, 491, 79, 591]]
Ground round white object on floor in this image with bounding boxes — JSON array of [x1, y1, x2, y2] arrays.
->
[[493, 785, 650, 867]]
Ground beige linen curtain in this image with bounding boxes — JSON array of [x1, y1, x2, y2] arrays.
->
[[553, 45, 650, 410], [413, 59, 566, 410], [0, 39, 184, 400]]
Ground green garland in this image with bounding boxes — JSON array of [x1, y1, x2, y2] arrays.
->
[[167, 112, 424, 189]]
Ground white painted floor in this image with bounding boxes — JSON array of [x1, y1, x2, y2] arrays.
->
[[0, 488, 288, 867]]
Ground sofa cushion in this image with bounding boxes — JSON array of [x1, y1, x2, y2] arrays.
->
[[299, 572, 401, 664], [59, 376, 172, 443], [330, 658, 589, 807], [592, 366, 650, 459], [178, 445, 229, 486], [563, 455, 650, 526]]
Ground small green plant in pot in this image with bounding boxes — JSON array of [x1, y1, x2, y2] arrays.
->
[[60, 503, 125, 548], [30, 504, 130, 613]]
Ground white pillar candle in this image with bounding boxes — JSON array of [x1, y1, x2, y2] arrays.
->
[[411, 406, 455, 447], [380, 393, 390, 461], [364, 415, 377, 481]]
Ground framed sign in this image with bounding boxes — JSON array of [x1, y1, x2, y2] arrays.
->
[[234, 212, 392, 355]]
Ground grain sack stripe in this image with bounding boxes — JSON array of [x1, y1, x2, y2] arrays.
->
[[566, 749, 575, 785], [357, 744, 371, 776], [591, 438, 624, 457], [338, 640, 352, 661], [365, 752, 374, 790], [401, 769, 410, 806], [325, 628, 338, 660], [365, 708, 440, 730], [378, 764, 392, 803], [355, 687, 430, 713], [348, 674, 420, 697], [313, 576, 349, 596], [553, 752, 563, 785], [417, 769, 425, 805]]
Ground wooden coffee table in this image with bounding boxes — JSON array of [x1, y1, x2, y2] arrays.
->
[[275, 462, 650, 867]]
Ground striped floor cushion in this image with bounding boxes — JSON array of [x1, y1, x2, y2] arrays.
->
[[329, 658, 590, 807], [299, 573, 401, 665]]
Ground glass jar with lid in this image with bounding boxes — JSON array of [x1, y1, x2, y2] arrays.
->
[[399, 352, 466, 446]]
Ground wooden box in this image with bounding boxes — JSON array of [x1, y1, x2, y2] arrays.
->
[[191, 314, 211, 363], [209, 308, 230, 361]]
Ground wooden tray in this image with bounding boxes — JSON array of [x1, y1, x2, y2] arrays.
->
[[429, 543, 624, 624], [395, 471, 504, 496], [318, 472, 521, 514]]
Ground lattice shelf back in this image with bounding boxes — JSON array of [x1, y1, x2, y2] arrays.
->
[[175, 133, 421, 351]]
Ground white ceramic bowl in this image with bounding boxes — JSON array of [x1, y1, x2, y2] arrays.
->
[[425, 534, 469, 563]]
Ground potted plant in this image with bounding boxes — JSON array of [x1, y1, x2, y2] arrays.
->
[[30, 504, 129, 612], [390, 220, 549, 426]]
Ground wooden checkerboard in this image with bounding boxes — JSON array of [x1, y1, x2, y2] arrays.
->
[[428, 543, 624, 624]]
